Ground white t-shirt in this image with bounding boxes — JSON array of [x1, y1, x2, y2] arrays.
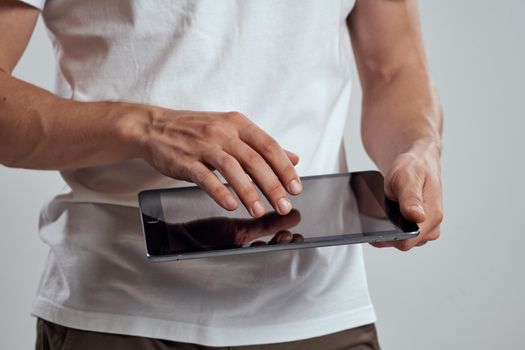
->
[[22, 0, 377, 346]]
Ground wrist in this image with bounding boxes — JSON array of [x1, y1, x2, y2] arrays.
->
[[378, 136, 442, 175], [410, 136, 442, 158], [113, 102, 155, 161]]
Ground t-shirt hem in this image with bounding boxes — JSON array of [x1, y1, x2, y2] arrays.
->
[[18, 0, 45, 10], [31, 297, 377, 347]]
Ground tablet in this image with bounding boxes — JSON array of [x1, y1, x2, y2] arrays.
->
[[138, 170, 419, 261]]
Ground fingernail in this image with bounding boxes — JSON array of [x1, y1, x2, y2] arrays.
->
[[224, 196, 237, 210], [277, 197, 292, 215], [289, 179, 302, 195], [250, 200, 265, 217]]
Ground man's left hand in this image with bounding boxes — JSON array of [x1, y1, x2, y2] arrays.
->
[[371, 140, 443, 251]]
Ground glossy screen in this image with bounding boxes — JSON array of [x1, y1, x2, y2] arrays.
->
[[139, 171, 419, 259]]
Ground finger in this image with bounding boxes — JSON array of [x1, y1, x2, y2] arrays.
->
[[393, 236, 421, 251], [421, 174, 444, 234], [226, 140, 293, 215], [202, 149, 265, 217], [186, 162, 238, 211], [411, 174, 443, 244], [284, 149, 300, 166], [239, 124, 302, 195], [425, 228, 441, 242], [242, 209, 301, 241], [370, 241, 394, 249], [278, 231, 293, 244], [250, 240, 267, 247], [372, 240, 413, 251], [269, 230, 293, 245], [387, 171, 426, 223], [291, 233, 304, 243]]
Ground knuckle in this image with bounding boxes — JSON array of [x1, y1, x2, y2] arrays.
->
[[203, 121, 230, 139], [175, 161, 194, 182], [388, 169, 422, 198], [434, 208, 444, 224], [262, 138, 280, 154], [279, 163, 296, 179], [216, 153, 235, 170], [400, 187, 420, 201], [243, 122, 258, 134], [210, 183, 227, 199], [428, 230, 441, 241], [224, 111, 246, 123], [405, 199, 423, 211], [386, 170, 404, 196], [265, 178, 284, 196], [203, 122, 222, 136], [397, 241, 414, 252], [236, 183, 258, 201], [386, 166, 403, 183], [190, 167, 212, 186], [242, 150, 263, 169]]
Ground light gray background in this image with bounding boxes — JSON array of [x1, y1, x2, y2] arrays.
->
[[1, 1, 524, 349]]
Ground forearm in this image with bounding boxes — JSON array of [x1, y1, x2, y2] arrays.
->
[[347, 1, 443, 250], [360, 63, 443, 174], [0, 70, 304, 217], [0, 71, 136, 170]]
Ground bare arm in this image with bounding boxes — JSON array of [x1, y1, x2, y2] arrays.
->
[[0, 1, 301, 217], [0, 1, 133, 169], [348, 0, 443, 250]]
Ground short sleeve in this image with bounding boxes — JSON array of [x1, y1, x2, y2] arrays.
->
[[18, 0, 45, 11]]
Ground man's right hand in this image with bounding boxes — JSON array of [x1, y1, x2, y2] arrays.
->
[[117, 107, 303, 217], [0, 2, 301, 216]]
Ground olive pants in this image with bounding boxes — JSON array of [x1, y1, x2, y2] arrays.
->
[[36, 318, 381, 350]]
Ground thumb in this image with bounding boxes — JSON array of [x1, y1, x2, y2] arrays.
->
[[387, 173, 426, 223]]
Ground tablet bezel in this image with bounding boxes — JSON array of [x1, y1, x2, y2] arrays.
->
[[138, 171, 420, 261]]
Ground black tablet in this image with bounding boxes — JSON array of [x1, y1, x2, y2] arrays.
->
[[138, 170, 419, 261]]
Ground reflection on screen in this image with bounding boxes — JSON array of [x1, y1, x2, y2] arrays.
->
[[142, 172, 414, 255]]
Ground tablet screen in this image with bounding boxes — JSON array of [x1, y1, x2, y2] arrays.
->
[[139, 171, 419, 259]]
